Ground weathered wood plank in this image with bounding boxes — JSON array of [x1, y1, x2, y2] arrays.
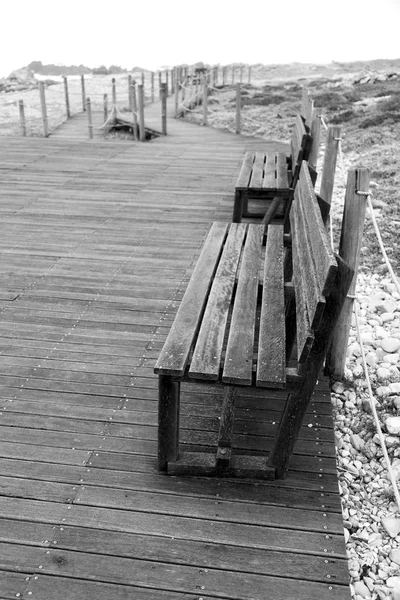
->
[[257, 225, 286, 387], [154, 222, 228, 376], [189, 223, 247, 380], [223, 224, 263, 385]]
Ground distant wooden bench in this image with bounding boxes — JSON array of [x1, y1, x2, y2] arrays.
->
[[233, 114, 313, 223], [155, 162, 354, 479]]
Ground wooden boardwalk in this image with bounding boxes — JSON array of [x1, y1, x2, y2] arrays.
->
[[0, 107, 350, 599]]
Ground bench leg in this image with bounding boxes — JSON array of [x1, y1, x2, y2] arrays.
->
[[216, 386, 236, 470], [267, 388, 312, 479], [158, 375, 180, 472], [232, 190, 244, 223]]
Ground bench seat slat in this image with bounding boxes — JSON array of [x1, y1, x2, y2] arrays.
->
[[222, 224, 264, 385], [249, 152, 265, 188], [235, 152, 255, 189], [257, 224, 286, 388], [154, 222, 229, 376], [276, 152, 289, 189], [189, 223, 247, 380], [262, 153, 276, 190]]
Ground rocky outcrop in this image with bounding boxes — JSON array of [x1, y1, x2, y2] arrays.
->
[[0, 67, 38, 93]]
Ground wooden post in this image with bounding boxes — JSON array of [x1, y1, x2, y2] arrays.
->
[[203, 78, 208, 126], [174, 74, 179, 117], [86, 97, 93, 139], [235, 83, 241, 134], [63, 76, 71, 119], [81, 75, 86, 111], [151, 72, 155, 103], [301, 87, 309, 121], [231, 65, 235, 84], [309, 107, 322, 170], [158, 376, 180, 471], [112, 78, 116, 106], [158, 71, 162, 99], [39, 81, 49, 137], [19, 100, 26, 136], [103, 93, 108, 121], [161, 82, 167, 135], [137, 84, 145, 141], [240, 66, 243, 84], [141, 71, 145, 88], [222, 66, 226, 86], [320, 125, 341, 206], [325, 167, 370, 379], [131, 81, 138, 140], [128, 75, 132, 110], [248, 65, 252, 84]]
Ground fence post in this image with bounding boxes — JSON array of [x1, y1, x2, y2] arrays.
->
[[161, 83, 167, 135], [231, 66, 235, 85], [320, 125, 341, 206], [128, 75, 132, 110], [166, 70, 169, 96], [39, 82, 49, 137], [222, 66, 226, 86], [19, 100, 26, 136], [248, 65, 252, 84], [158, 71, 162, 99], [131, 81, 138, 140], [86, 97, 93, 139], [112, 78, 117, 105], [137, 84, 145, 141], [203, 77, 208, 126], [235, 83, 241, 134], [141, 71, 145, 88], [174, 74, 179, 117], [240, 66, 243, 84], [309, 107, 322, 170], [151, 72, 155, 103], [325, 167, 370, 379], [81, 75, 86, 111], [103, 94, 108, 137], [63, 76, 71, 119]]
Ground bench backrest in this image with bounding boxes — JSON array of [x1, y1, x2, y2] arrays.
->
[[289, 161, 353, 367], [290, 114, 312, 186]]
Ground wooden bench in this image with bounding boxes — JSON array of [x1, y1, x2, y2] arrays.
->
[[155, 162, 354, 479], [233, 114, 313, 223]]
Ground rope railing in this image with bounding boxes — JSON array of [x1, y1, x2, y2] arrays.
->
[[316, 97, 400, 513]]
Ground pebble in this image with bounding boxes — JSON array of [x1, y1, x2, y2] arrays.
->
[[329, 271, 400, 600]]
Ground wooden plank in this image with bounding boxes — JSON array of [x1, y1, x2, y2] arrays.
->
[[189, 223, 247, 380], [223, 224, 264, 385], [257, 225, 286, 387], [276, 152, 289, 189], [262, 152, 276, 189], [249, 152, 265, 188], [235, 151, 254, 189], [154, 222, 228, 376]]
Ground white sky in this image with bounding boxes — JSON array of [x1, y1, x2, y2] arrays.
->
[[1, 0, 399, 77]]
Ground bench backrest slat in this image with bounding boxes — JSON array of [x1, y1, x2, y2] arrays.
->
[[276, 152, 289, 189], [189, 223, 247, 380], [257, 224, 286, 387], [154, 222, 229, 376], [291, 162, 338, 363], [290, 114, 312, 185], [222, 224, 264, 385]]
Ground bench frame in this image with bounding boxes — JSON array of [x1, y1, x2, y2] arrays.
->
[[233, 114, 313, 223], [155, 163, 353, 480]]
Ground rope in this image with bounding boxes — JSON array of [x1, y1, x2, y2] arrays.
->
[[354, 300, 400, 511], [367, 195, 400, 296]]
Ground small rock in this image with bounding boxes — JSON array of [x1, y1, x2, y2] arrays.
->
[[381, 338, 400, 353], [386, 417, 400, 435], [353, 580, 372, 597], [377, 367, 391, 382], [351, 433, 365, 452], [332, 381, 346, 394], [381, 312, 395, 323], [389, 382, 400, 394], [382, 516, 400, 538], [390, 548, 400, 566]]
